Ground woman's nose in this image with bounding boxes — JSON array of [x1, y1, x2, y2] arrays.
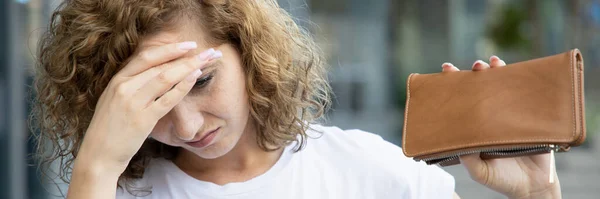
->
[[171, 104, 204, 141]]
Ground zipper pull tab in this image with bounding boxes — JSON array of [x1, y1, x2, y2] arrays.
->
[[549, 144, 555, 184]]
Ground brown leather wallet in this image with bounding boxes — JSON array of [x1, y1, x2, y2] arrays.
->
[[401, 49, 586, 166]]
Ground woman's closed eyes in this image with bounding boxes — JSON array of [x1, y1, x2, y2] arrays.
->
[[193, 73, 214, 90], [193, 60, 221, 91]]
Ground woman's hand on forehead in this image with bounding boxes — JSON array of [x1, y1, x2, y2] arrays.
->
[[70, 41, 222, 196]]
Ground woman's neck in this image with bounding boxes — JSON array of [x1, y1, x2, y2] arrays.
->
[[173, 122, 284, 185]]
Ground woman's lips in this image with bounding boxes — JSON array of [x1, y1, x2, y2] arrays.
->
[[185, 127, 220, 148]]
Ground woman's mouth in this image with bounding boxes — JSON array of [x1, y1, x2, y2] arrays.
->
[[185, 127, 220, 148]]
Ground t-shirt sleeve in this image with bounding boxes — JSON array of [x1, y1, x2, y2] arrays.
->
[[400, 158, 456, 199], [344, 128, 456, 199]]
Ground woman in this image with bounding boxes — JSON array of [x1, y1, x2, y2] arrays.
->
[[32, 0, 561, 198]]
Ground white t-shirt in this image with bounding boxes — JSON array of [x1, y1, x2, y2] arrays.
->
[[116, 125, 455, 199]]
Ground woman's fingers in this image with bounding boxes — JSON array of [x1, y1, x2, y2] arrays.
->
[[135, 48, 221, 104], [443, 55, 506, 73], [126, 48, 216, 93], [149, 68, 203, 118], [148, 50, 223, 117], [459, 153, 490, 186], [442, 62, 460, 72], [118, 41, 198, 77], [472, 60, 490, 71], [489, 55, 507, 68]]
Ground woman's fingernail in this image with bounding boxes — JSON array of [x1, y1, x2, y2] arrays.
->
[[178, 41, 197, 50], [197, 48, 215, 60], [490, 55, 499, 61], [210, 50, 223, 60], [441, 63, 450, 68], [499, 60, 506, 65], [187, 69, 202, 82], [473, 60, 482, 68]]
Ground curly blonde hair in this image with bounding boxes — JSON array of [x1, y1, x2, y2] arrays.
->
[[32, 0, 331, 191]]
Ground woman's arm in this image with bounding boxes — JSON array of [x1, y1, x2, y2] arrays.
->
[[67, 156, 121, 199]]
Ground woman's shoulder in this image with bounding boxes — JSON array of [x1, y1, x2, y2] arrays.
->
[[303, 124, 455, 196], [306, 124, 388, 148], [304, 125, 402, 170], [304, 124, 413, 174], [305, 124, 404, 158]]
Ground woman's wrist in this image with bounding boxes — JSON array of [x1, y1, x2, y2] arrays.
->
[[72, 155, 124, 181], [72, 145, 127, 180], [68, 154, 123, 199]]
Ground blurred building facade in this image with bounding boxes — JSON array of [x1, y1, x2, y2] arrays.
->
[[1, 0, 599, 198]]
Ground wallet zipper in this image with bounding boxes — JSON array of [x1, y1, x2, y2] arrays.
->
[[417, 144, 561, 165]]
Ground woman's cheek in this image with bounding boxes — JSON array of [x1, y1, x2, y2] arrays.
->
[[149, 123, 178, 146], [149, 131, 169, 144]]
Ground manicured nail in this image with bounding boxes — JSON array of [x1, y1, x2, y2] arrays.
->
[[187, 69, 202, 82], [197, 48, 215, 61], [473, 60, 482, 68], [178, 41, 197, 50], [490, 55, 499, 62], [441, 62, 452, 68], [210, 50, 223, 60]]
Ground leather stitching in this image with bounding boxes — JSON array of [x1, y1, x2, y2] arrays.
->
[[576, 50, 585, 143], [405, 51, 577, 157], [402, 73, 415, 154], [570, 50, 576, 142]]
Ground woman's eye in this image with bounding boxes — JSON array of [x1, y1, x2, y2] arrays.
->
[[193, 74, 213, 89]]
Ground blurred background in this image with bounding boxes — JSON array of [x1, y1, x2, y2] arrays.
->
[[1, 0, 599, 198]]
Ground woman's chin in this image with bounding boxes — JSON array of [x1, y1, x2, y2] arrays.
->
[[184, 142, 236, 159]]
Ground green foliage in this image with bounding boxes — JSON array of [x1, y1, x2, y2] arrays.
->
[[486, 3, 531, 51]]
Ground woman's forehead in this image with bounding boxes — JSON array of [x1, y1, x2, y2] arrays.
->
[[138, 20, 210, 53], [138, 35, 212, 59]]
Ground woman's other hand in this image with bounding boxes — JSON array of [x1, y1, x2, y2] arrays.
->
[[441, 56, 562, 199]]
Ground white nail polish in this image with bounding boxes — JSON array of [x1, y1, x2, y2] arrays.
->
[[210, 50, 223, 60], [192, 69, 202, 77], [187, 69, 202, 82]]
